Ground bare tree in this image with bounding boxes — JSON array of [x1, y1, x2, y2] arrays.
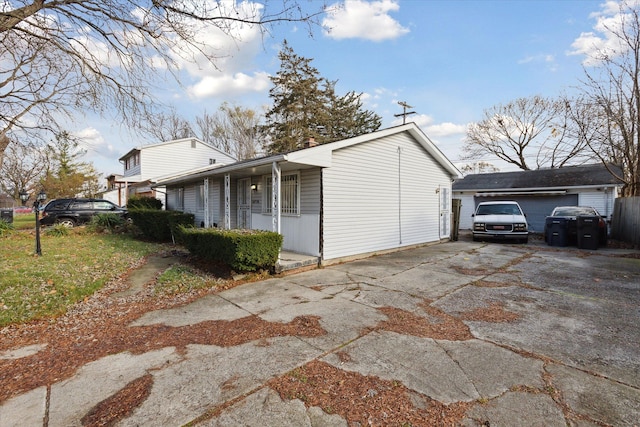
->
[[0, 1, 325, 167], [195, 103, 262, 160], [572, 1, 640, 196], [459, 161, 500, 176], [145, 110, 194, 143], [463, 96, 593, 170], [0, 140, 48, 201]]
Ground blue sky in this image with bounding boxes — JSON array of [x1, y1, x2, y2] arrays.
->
[[77, 0, 612, 177]]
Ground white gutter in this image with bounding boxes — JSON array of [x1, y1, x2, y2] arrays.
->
[[476, 191, 568, 197]]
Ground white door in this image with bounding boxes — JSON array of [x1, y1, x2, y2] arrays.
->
[[237, 179, 251, 229], [440, 186, 450, 239]]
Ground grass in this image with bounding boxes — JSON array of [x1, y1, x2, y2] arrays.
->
[[154, 265, 223, 296], [12, 213, 36, 230], [0, 229, 167, 327]]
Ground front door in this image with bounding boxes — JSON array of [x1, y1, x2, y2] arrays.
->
[[439, 186, 450, 239], [237, 179, 251, 229]]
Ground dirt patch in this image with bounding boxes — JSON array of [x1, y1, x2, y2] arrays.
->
[[268, 360, 471, 427], [458, 302, 520, 323], [81, 374, 154, 427], [370, 304, 474, 341], [0, 297, 325, 403]]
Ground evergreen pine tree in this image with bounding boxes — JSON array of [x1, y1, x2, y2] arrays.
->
[[262, 41, 381, 154]]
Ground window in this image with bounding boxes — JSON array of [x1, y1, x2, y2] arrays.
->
[[196, 184, 204, 210], [71, 201, 92, 210], [262, 172, 299, 215], [175, 188, 184, 210], [94, 201, 116, 210], [125, 153, 140, 170]]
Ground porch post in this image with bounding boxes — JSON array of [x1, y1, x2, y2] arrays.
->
[[272, 161, 281, 234], [224, 174, 230, 229], [203, 178, 210, 227]]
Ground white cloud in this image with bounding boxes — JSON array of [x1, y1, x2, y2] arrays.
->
[[187, 71, 271, 98], [74, 127, 118, 158], [163, 0, 268, 99], [425, 122, 467, 138], [323, 0, 409, 41], [568, 1, 637, 66]]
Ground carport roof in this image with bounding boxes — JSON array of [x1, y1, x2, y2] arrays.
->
[[452, 163, 623, 191]]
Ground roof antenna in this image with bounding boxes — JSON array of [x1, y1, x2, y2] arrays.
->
[[394, 101, 416, 124]]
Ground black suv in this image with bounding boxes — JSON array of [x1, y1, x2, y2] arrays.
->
[[40, 198, 128, 227]]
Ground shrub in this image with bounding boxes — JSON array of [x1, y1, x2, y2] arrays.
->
[[128, 209, 194, 242], [127, 196, 163, 210], [0, 219, 14, 237], [177, 227, 283, 272], [87, 213, 127, 233], [45, 224, 70, 237]]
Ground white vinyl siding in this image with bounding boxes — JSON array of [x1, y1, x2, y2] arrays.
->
[[579, 189, 615, 219], [208, 179, 222, 227], [196, 184, 205, 210], [323, 133, 451, 260], [251, 168, 321, 256], [175, 188, 184, 210], [137, 139, 236, 181]]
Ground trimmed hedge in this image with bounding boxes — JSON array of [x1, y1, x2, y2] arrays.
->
[[177, 227, 283, 272], [129, 209, 194, 242], [127, 196, 163, 210]]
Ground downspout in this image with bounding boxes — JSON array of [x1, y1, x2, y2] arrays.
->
[[319, 169, 324, 261], [398, 147, 402, 245]]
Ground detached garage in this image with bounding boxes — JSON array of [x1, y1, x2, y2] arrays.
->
[[453, 164, 623, 233], [157, 123, 461, 265]]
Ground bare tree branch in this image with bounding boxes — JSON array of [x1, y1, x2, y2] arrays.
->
[[463, 95, 594, 170], [1, 0, 325, 166]]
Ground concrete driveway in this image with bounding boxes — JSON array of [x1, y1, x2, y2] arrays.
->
[[2, 235, 639, 426]]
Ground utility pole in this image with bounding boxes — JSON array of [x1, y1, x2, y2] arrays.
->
[[394, 101, 416, 124]]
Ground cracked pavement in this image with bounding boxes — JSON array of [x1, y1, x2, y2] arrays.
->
[[1, 235, 639, 426]]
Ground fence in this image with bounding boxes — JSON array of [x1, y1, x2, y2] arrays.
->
[[611, 197, 640, 248]]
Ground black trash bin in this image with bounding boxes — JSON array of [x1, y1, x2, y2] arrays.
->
[[0, 208, 13, 224], [577, 215, 600, 250], [546, 217, 569, 247]]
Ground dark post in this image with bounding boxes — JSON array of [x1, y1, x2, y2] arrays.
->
[[19, 189, 47, 256], [33, 190, 47, 256]]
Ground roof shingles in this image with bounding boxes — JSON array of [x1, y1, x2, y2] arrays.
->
[[453, 164, 623, 191]]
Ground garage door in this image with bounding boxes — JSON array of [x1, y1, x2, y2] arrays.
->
[[474, 195, 579, 233]]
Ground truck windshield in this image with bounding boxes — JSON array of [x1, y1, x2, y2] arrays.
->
[[476, 204, 522, 215]]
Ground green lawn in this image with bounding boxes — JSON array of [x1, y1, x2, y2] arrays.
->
[[10, 213, 35, 230], [0, 229, 167, 327]]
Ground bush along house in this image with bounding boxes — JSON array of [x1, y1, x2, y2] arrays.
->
[[155, 123, 461, 265]]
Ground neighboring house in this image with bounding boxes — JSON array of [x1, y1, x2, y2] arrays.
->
[[156, 123, 461, 264], [453, 163, 623, 233], [103, 137, 236, 207]]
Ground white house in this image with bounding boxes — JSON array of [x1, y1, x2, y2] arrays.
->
[[103, 137, 236, 207], [453, 164, 623, 233], [156, 123, 461, 264]]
